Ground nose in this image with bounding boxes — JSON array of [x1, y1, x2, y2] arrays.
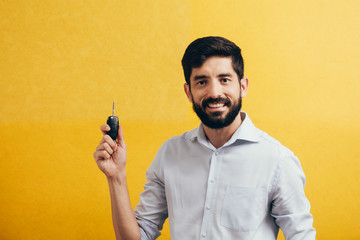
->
[[207, 80, 223, 98]]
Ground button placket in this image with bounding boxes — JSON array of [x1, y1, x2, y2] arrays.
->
[[199, 150, 222, 239]]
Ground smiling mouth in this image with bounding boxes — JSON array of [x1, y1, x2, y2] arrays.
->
[[207, 103, 225, 108], [202, 97, 230, 110]]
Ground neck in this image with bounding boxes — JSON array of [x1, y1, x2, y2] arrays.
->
[[203, 112, 244, 149]]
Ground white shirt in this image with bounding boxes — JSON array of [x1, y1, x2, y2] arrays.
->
[[134, 112, 316, 240]]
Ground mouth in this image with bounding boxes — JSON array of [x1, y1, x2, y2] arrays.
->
[[207, 103, 226, 108], [203, 97, 230, 111]]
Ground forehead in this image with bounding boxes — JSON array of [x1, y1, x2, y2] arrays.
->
[[190, 56, 235, 79]]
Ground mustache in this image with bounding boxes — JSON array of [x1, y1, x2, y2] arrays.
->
[[202, 97, 231, 108]]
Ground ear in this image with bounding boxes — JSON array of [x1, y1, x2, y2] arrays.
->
[[184, 83, 193, 103], [240, 77, 249, 98]]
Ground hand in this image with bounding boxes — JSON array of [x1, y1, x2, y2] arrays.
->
[[93, 124, 127, 179]]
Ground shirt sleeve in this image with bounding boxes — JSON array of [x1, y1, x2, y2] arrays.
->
[[136, 216, 162, 240], [270, 147, 316, 240], [134, 142, 169, 240]]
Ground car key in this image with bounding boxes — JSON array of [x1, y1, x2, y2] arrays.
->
[[106, 101, 119, 140]]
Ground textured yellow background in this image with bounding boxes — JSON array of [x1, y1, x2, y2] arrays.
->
[[1, 1, 360, 239]]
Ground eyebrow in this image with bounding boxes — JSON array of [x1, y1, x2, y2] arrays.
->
[[193, 75, 208, 81], [218, 73, 233, 78], [193, 73, 233, 81]]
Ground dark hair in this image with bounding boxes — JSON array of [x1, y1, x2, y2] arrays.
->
[[181, 36, 244, 85]]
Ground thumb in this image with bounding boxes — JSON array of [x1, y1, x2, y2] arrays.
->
[[117, 125, 126, 147]]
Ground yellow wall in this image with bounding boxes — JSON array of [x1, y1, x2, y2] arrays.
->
[[1, 1, 359, 239]]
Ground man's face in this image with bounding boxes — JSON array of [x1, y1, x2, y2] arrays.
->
[[184, 56, 247, 129]]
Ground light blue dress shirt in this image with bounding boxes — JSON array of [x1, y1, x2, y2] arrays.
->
[[134, 112, 316, 240]]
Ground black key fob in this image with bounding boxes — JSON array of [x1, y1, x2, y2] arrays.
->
[[106, 116, 119, 140]]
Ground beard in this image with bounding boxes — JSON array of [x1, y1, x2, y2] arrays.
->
[[192, 95, 242, 129]]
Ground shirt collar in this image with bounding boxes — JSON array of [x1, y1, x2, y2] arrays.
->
[[188, 111, 261, 145]]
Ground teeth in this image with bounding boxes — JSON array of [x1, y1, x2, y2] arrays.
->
[[208, 103, 224, 108]]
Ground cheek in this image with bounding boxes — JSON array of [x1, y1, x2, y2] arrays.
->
[[228, 89, 241, 100], [190, 90, 204, 102]]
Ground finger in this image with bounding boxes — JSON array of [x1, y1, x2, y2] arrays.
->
[[96, 142, 114, 155], [100, 124, 110, 136], [96, 142, 109, 151], [94, 150, 111, 161], [99, 135, 117, 149]]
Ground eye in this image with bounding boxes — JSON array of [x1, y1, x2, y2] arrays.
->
[[197, 80, 206, 85], [221, 78, 230, 83]]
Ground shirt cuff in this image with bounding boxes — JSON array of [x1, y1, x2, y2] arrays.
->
[[136, 216, 161, 240]]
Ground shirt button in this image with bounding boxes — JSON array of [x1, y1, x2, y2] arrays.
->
[[206, 205, 211, 210], [202, 232, 207, 237], [215, 151, 219, 156], [210, 178, 215, 183]]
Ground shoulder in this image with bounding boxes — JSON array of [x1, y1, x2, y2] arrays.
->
[[255, 129, 306, 187], [152, 127, 198, 160], [148, 127, 198, 172], [161, 127, 198, 147], [255, 128, 295, 158]]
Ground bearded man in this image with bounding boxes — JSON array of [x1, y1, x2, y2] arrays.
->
[[93, 36, 316, 240]]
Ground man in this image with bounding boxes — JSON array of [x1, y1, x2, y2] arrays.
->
[[93, 36, 316, 240]]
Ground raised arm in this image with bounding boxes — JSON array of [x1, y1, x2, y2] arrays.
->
[[93, 124, 141, 240]]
